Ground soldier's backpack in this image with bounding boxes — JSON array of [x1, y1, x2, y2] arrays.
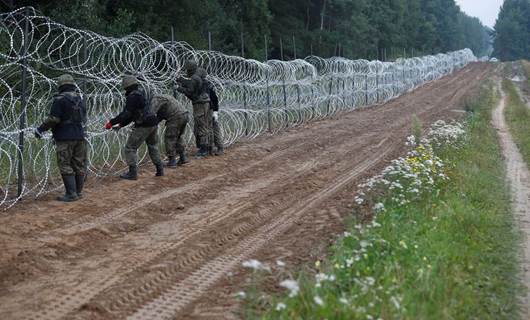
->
[[59, 92, 86, 125], [131, 89, 158, 126]]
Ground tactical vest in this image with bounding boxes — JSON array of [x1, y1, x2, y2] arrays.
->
[[51, 92, 86, 141], [130, 89, 158, 126]]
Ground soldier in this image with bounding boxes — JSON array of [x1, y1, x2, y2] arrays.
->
[[150, 94, 190, 167], [34, 74, 88, 202], [205, 75, 224, 156], [105, 75, 164, 180], [176, 60, 212, 158]]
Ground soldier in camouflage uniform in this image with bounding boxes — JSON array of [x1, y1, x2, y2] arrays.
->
[[35, 74, 88, 202], [205, 74, 224, 156], [176, 60, 212, 158], [150, 94, 190, 167], [105, 75, 163, 180]]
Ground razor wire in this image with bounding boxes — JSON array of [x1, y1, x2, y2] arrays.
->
[[0, 7, 477, 208]]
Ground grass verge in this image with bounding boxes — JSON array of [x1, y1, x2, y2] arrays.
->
[[503, 78, 530, 166], [250, 81, 522, 319]]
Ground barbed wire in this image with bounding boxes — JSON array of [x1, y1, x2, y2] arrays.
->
[[0, 7, 477, 208]]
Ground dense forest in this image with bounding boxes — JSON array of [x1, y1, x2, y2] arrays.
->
[[493, 0, 530, 61], [7, 0, 491, 61]]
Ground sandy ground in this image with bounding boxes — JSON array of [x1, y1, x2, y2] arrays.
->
[[0, 63, 491, 320], [493, 81, 530, 318]]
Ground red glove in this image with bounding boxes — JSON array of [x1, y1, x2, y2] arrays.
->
[[105, 121, 113, 130]]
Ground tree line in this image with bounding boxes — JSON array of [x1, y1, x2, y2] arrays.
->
[[10, 0, 491, 61], [493, 0, 530, 61]]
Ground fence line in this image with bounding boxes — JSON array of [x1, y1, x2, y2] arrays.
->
[[0, 7, 477, 208]]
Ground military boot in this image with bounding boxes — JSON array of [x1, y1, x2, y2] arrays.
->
[[195, 146, 209, 158], [165, 156, 177, 168], [177, 152, 189, 166], [75, 174, 86, 198], [57, 175, 79, 202], [120, 166, 138, 180], [155, 164, 164, 177], [215, 146, 224, 156]]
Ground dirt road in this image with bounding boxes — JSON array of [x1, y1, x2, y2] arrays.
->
[[0, 63, 491, 320], [493, 81, 530, 319]]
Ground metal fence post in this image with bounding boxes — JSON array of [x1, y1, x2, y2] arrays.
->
[[17, 7, 30, 197], [243, 85, 249, 136], [264, 35, 271, 132], [365, 73, 369, 106], [327, 77, 333, 114]]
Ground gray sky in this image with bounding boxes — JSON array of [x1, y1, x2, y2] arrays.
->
[[455, 0, 504, 28]]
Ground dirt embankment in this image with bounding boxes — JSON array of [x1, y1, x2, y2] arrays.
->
[[0, 63, 491, 320]]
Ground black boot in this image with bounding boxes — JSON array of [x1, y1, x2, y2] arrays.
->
[[120, 166, 138, 180], [165, 156, 177, 168], [195, 146, 209, 158], [215, 146, 224, 156], [177, 152, 189, 166], [75, 174, 86, 198], [57, 175, 79, 202], [155, 164, 164, 177]]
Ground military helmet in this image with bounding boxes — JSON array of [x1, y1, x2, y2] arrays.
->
[[184, 59, 198, 73], [57, 74, 75, 87], [121, 75, 139, 90]]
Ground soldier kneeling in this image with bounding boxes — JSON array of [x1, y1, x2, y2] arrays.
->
[[35, 74, 88, 202]]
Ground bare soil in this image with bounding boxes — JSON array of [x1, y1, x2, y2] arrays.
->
[[0, 63, 491, 320]]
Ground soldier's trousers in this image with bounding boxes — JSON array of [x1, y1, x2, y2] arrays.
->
[[164, 112, 189, 157], [56, 140, 88, 176], [212, 118, 223, 149], [124, 126, 162, 166], [192, 103, 212, 148]]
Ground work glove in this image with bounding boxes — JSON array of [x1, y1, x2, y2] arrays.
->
[[34, 127, 43, 139], [104, 121, 113, 130], [213, 111, 219, 121]]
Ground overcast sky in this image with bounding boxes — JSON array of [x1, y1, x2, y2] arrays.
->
[[455, 0, 504, 28]]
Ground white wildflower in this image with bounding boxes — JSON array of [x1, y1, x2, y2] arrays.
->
[[275, 302, 286, 311], [236, 291, 246, 298], [276, 260, 286, 267], [314, 295, 324, 306], [360, 240, 370, 248], [279, 279, 300, 297], [373, 202, 385, 212]]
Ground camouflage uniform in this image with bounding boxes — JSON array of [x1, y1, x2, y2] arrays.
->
[[107, 75, 163, 179], [123, 126, 161, 167], [35, 74, 88, 202], [207, 81, 224, 155], [150, 94, 190, 165], [177, 61, 212, 157]]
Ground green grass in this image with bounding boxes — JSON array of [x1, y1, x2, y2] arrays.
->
[[503, 78, 530, 166], [252, 82, 522, 319]]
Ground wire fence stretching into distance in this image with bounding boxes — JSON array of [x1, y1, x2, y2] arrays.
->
[[0, 7, 477, 209]]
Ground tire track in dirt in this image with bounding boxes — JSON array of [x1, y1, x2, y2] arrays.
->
[[128, 139, 394, 320], [20, 129, 382, 320]]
